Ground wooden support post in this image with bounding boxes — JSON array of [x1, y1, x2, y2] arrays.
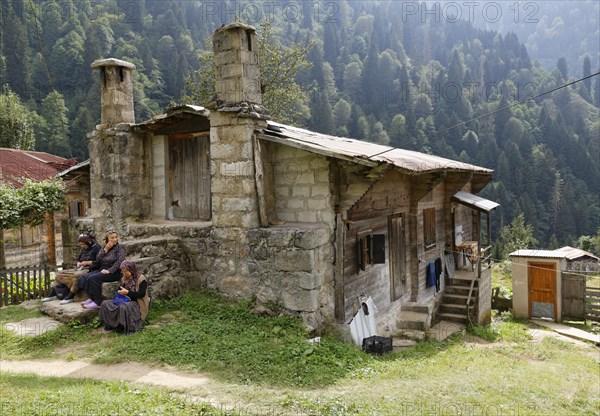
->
[[252, 135, 269, 227], [0, 227, 5, 269], [45, 213, 57, 271], [334, 213, 345, 323], [408, 200, 419, 302]]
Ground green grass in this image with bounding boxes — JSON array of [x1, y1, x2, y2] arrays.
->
[[1, 291, 599, 415], [92, 291, 368, 387], [0, 303, 43, 324], [0, 373, 229, 415]]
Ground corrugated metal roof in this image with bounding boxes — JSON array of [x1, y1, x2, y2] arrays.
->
[[0, 148, 77, 187], [509, 247, 599, 261], [133, 106, 493, 175], [554, 246, 599, 261], [135, 105, 210, 131], [57, 159, 90, 177], [262, 122, 494, 174], [452, 191, 499, 212], [509, 249, 567, 259]]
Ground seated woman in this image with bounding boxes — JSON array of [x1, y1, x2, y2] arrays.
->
[[99, 260, 149, 334], [41, 233, 101, 304], [80, 230, 126, 309]]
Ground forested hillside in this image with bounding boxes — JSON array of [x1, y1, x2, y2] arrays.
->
[[0, 0, 598, 254]]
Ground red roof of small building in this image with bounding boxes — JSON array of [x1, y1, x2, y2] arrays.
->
[[0, 148, 77, 187]]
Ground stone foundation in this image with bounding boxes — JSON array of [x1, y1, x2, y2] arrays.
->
[[64, 220, 336, 329]]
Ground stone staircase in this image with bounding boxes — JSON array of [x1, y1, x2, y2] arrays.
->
[[395, 301, 432, 341], [437, 277, 478, 324], [40, 234, 197, 323]]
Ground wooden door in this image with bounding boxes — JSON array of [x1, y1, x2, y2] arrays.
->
[[168, 136, 210, 220], [562, 272, 586, 320], [389, 214, 406, 301], [528, 262, 557, 319]]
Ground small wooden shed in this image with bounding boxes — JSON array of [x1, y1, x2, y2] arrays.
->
[[510, 248, 599, 322]]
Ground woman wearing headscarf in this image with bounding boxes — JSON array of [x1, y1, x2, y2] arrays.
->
[[80, 230, 126, 309], [41, 233, 101, 304], [99, 260, 149, 334]]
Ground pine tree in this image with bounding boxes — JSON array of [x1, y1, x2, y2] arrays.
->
[[3, 5, 29, 98], [556, 57, 568, 81], [361, 38, 380, 113], [0, 86, 35, 150], [499, 212, 538, 259]]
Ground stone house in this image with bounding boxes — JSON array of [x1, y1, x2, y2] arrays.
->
[[71, 23, 498, 333]]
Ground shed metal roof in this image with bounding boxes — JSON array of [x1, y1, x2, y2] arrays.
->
[[509, 247, 599, 261], [509, 250, 566, 259], [554, 246, 599, 261], [452, 191, 499, 212]]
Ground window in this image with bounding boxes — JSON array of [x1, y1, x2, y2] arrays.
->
[[357, 234, 371, 271], [357, 232, 386, 272], [423, 208, 436, 249], [69, 201, 86, 218]]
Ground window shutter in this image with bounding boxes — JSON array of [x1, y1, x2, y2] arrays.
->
[[372, 234, 386, 264], [357, 238, 365, 271]]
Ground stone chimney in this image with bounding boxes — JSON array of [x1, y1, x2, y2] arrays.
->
[[210, 23, 268, 229], [91, 58, 136, 127], [211, 22, 266, 116]]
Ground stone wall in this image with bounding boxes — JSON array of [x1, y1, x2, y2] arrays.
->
[[88, 125, 151, 234], [210, 112, 267, 228], [66, 220, 336, 329], [269, 143, 335, 227]]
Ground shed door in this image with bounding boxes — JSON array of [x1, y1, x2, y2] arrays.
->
[[562, 272, 586, 320], [528, 262, 557, 319], [168, 136, 210, 220]]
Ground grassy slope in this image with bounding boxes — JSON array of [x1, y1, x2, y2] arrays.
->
[[1, 290, 599, 415]]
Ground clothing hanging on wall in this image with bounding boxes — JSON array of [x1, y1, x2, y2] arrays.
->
[[426, 261, 436, 288], [434, 257, 442, 291]]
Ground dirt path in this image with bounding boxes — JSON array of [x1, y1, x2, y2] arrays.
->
[[0, 358, 210, 389]]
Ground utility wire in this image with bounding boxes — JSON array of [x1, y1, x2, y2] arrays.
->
[[368, 70, 600, 159]]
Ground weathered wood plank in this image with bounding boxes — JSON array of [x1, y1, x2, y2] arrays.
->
[[252, 135, 269, 227], [334, 214, 345, 323]]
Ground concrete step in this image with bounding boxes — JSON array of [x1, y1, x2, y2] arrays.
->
[[429, 320, 466, 341], [439, 303, 468, 315], [392, 338, 418, 349], [394, 330, 427, 341], [397, 311, 429, 331], [437, 312, 469, 324], [445, 285, 478, 295], [443, 293, 470, 301], [401, 302, 431, 314], [121, 236, 182, 257]]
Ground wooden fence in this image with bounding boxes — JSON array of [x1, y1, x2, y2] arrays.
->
[[587, 286, 600, 322], [0, 264, 51, 307], [562, 272, 600, 322]]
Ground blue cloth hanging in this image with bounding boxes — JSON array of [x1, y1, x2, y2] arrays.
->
[[426, 261, 437, 288]]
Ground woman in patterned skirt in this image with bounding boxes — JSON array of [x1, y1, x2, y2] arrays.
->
[[99, 260, 149, 334]]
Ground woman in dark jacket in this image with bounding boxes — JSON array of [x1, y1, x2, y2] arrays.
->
[[41, 233, 101, 304], [99, 260, 149, 334], [80, 230, 126, 309]]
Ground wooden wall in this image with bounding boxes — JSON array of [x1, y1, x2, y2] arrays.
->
[[340, 170, 412, 321], [414, 182, 447, 304]]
